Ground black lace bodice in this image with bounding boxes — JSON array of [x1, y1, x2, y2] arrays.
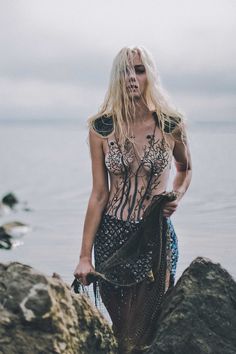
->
[[93, 112, 176, 221]]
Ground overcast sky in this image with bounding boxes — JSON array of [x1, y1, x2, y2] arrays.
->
[[0, 0, 235, 123]]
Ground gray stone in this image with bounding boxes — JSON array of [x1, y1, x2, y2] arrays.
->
[[0, 262, 117, 354], [147, 257, 236, 354], [2, 192, 18, 208], [1, 257, 236, 354]]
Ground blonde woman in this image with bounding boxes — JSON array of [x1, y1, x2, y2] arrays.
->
[[73, 46, 192, 353]]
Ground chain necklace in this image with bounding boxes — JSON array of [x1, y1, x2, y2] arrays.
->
[[125, 122, 157, 195], [129, 121, 157, 166]]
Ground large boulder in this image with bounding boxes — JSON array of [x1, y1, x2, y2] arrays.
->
[[147, 257, 236, 354], [0, 262, 117, 354], [1, 258, 236, 354]]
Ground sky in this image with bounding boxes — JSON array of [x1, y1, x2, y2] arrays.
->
[[0, 0, 235, 123]]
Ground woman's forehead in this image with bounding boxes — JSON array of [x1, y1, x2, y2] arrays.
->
[[129, 51, 143, 65]]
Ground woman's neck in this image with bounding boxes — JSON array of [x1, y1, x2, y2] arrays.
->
[[132, 100, 152, 124], [133, 105, 153, 126]]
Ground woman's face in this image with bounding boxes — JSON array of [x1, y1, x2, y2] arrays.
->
[[125, 52, 147, 100]]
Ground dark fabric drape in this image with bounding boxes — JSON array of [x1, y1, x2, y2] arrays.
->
[[71, 191, 177, 353]]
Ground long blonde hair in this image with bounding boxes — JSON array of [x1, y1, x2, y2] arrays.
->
[[88, 46, 185, 144]]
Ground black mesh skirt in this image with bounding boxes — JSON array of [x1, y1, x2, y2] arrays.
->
[[93, 212, 179, 353]]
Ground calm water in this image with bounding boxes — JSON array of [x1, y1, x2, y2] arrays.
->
[[0, 120, 236, 287]]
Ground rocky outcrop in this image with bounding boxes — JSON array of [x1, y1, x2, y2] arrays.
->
[[0, 192, 19, 216], [0, 227, 12, 249], [0, 192, 32, 248], [1, 258, 236, 354], [0, 192, 32, 216], [147, 257, 236, 354], [0, 222, 31, 249], [2, 192, 18, 208], [0, 262, 117, 354]]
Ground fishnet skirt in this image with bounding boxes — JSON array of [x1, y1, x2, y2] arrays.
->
[[94, 212, 179, 353]]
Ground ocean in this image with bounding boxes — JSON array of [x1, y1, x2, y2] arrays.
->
[[0, 119, 236, 288]]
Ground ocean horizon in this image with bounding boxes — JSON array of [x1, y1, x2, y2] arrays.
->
[[0, 119, 236, 287]]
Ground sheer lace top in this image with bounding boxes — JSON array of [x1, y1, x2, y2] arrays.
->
[[92, 112, 176, 222]]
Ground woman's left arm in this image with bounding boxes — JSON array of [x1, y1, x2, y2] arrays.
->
[[163, 127, 192, 217]]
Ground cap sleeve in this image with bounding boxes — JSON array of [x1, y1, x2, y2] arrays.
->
[[91, 115, 114, 137]]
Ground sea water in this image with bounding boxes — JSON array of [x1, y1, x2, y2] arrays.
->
[[0, 119, 236, 288]]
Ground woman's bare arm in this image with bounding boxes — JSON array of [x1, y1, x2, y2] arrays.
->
[[172, 129, 192, 198], [163, 126, 192, 217], [73, 128, 109, 284]]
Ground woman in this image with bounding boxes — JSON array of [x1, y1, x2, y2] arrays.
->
[[73, 46, 192, 353]]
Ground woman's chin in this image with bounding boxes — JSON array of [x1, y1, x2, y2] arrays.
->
[[128, 92, 142, 100]]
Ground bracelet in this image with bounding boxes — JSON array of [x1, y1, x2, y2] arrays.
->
[[172, 190, 184, 198]]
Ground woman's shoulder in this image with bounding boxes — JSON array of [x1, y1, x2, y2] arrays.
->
[[153, 111, 181, 134], [164, 118, 181, 134], [163, 115, 182, 134], [91, 115, 114, 137]]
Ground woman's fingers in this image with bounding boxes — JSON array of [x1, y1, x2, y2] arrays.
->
[[163, 210, 172, 217], [81, 276, 89, 286], [163, 200, 178, 217], [166, 201, 178, 208], [74, 268, 94, 286], [74, 273, 88, 286]]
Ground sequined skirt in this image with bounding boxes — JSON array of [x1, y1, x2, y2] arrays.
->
[[94, 213, 179, 286], [93, 212, 179, 353]]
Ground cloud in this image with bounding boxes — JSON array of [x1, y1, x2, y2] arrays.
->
[[172, 92, 236, 122], [162, 71, 236, 95], [0, 0, 235, 121], [0, 77, 103, 120]]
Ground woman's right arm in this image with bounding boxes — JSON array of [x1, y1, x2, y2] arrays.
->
[[73, 128, 109, 285]]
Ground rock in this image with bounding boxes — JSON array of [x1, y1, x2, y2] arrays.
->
[[0, 193, 33, 214], [0, 222, 30, 250], [2, 192, 18, 208], [147, 257, 236, 354], [0, 202, 11, 216], [1, 258, 235, 354], [1, 221, 31, 238], [0, 262, 117, 354], [0, 228, 12, 249]]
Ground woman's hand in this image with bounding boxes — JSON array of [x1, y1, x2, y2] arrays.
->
[[162, 191, 183, 217], [73, 257, 95, 286], [163, 199, 179, 217]]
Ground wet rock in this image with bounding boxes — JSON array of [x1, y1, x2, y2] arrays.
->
[[0, 222, 30, 250], [0, 262, 117, 354], [2, 221, 31, 238], [147, 257, 236, 354], [1, 258, 235, 354], [0, 202, 11, 216], [0, 192, 33, 215], [0, 192, 18, 216], [0, 228, 12, 249], [2, 192, 18, 208]]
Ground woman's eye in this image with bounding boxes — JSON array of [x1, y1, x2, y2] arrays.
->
[[120, 66, 145, 76], [135, 67, 146, 74]]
